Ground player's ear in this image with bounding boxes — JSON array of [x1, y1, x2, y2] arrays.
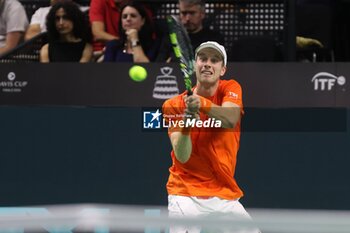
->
[[220, 65, 227, 76], [193, 59, 197, 70]]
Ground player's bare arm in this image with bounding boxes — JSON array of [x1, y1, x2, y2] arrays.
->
[[206, 101, 241, 128], [170, 131, 192, 163], [186, 95, 240, 128]]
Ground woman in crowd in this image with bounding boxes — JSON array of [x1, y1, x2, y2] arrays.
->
[[40, 1, 92, 62], [103, 1, 160, 62]]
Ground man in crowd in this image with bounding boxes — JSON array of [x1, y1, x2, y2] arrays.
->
[[157, 0, 224, 62], [0, 0, 28, 56], [89, 0, 128, 54]]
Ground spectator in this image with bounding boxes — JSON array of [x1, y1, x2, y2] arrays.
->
[[24, 0, 89, 41], [156, 0, 224, 62], [0, 0, 28, 56], [296, 0, 333, 62], [103, 1, 159, 62], [179, 0, 224, 49], [89, 0, 129, 55], [40, 1, 92, 62]]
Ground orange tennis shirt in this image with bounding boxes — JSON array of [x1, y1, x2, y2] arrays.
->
[[162, 79, 244, 200]]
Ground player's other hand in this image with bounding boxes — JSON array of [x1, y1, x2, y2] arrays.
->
[[183, 95, 200, 119], [184, 109, 199, 120]]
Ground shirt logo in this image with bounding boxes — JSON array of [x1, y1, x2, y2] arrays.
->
[[228, 91, 238, 99]]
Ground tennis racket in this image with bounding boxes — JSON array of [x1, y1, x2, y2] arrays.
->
[[167, 15, 194, 95]]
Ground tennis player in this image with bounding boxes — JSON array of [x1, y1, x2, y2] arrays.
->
[[162, 41, 259, 233]]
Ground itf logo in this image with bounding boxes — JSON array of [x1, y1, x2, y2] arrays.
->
[[143, 109, 162, 129], [311, 72, 346, 91]]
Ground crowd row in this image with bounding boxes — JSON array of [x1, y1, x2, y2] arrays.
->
[[0, 0, 226, 62]]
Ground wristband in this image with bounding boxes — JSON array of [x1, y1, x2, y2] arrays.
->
[[199, 96, 213, 114]]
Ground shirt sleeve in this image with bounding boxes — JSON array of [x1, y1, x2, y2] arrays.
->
[[89, 0, 105, 22], [29, 7, 50, 32], [222, 80, 244, 110], [5, 2, 28, 33], [30, 8, 44, 24]]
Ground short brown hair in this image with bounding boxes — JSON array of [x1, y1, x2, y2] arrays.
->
[[178, 0, 205, 11]]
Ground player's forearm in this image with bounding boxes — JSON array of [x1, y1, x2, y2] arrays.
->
[[171, 132, 192, 163], [207, 104, 240, 128]]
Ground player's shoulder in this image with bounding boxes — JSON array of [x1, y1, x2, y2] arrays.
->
[[162, 92, 185, 108], [220, 79, 242, 89], [162, 92, 186, 115]]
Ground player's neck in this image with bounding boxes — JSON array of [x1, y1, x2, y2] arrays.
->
[[194, 82, 219, 97]]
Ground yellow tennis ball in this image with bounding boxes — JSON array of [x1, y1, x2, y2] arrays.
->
[[129, 65, 147, 82]]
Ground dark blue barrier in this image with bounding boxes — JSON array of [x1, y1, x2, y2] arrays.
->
[[0, 106, 349, 209], [0, 63, 349, 209]]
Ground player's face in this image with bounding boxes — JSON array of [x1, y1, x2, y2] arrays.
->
[[121, 6, 145, 31], [179, 2, 205, 33], [195, 48, 226, 85], [55, 8, 74, 36]]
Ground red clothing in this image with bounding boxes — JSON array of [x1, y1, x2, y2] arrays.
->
[[89, 0, 123, 51], [162, 79, 244, 200]]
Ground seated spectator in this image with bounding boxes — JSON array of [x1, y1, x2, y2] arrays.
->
[[0, 0, 28, 56], [296, 0, 333, 62], [24, 0, 89, 41], [103, 1, 159, 62], [40, 1, 92, 62], [156, 0, 224, 62], [89, 0, 129, 56]]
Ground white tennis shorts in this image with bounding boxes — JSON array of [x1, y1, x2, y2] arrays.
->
[[168, 195, 260, 233]]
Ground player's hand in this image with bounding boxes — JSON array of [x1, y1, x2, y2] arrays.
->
[[184, 95, 200, 113], [184, 109, 199, 120], [183, 95, 200, 117]]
